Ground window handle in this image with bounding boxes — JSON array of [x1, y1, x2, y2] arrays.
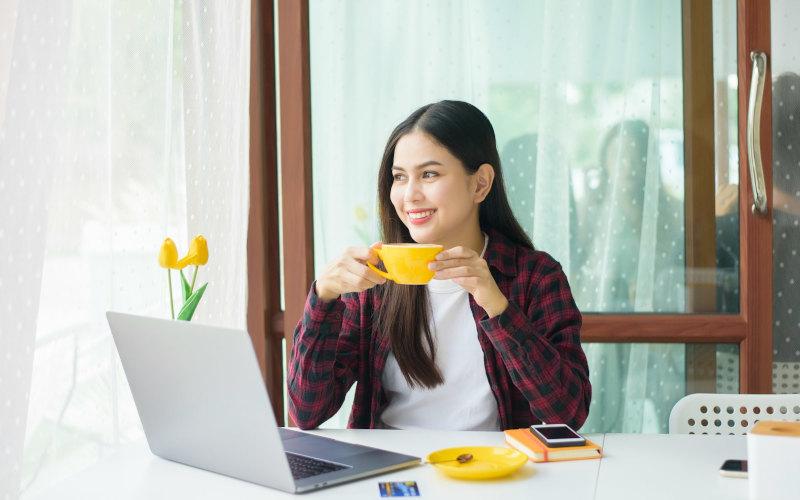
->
[[747, 51, 768, 215]]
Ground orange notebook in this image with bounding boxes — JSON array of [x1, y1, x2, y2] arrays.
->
[[504, 428, 602, 463]]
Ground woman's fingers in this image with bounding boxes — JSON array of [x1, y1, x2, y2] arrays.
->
[[428, 257, 474, 271], [342, 268, 382, 291], [435, 246, 477, 261], [348, 244, 383, 266], [319, 245, 388, 298], [433, 265, 474, 280], [344, 257, 386, 286], [367, 242, 382, 265]]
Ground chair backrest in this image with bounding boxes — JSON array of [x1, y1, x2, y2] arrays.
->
[[773, 362, 800, 393], [669, 393, 800, 434]]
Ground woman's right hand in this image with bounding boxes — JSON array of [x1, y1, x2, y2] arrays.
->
[[315, 242, 387, 302]]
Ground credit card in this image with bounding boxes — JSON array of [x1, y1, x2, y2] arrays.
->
[[378, 480, 420, 497]]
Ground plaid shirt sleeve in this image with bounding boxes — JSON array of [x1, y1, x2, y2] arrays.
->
[[480, 257, 591, 429], [287, 283, 362, 429]]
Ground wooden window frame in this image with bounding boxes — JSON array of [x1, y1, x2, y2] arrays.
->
[[584, 1, 774, 394], [250, 0, 774, 421], [247, 0, 284, 423]]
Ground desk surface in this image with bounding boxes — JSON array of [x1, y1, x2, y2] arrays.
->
[[22, 429, 748, 500]]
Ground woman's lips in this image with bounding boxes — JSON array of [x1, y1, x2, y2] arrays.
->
[[407, 209, 435, 226]]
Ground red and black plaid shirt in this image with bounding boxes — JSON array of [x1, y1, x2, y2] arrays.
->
[[288, 228, 591, 430]]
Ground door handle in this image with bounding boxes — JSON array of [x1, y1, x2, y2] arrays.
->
[[747, 51, 768, 215]]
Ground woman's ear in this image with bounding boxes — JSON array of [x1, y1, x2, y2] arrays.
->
[[473, 163, 495, 203]]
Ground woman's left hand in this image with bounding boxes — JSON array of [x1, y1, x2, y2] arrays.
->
[[428, 246, 509, 318]]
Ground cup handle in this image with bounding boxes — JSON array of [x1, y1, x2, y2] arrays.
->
[[367, 261, 392, 281]]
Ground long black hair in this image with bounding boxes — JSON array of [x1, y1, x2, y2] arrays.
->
[[375, 100, 533, 388]]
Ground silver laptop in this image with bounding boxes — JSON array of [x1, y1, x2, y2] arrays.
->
[[106, 312, 420, 493]]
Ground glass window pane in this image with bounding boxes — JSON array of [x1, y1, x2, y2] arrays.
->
[[305, 0, 741, 430], [582, 343, 739, 433], [771, 0, 800, 391], [711, 0, 741, 315], [308, 0, 738, 315]]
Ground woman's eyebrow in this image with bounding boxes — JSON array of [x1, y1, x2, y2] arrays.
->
[[391, 160, 443, 171]]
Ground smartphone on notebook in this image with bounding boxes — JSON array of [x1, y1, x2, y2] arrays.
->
[[529, 424, 586, 448], [719, 459, 748, 478]]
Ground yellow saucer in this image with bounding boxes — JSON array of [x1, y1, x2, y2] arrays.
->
[[426, 446, 528, 480]]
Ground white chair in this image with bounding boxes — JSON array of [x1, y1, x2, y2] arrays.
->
[[669, 393, 800, 434]]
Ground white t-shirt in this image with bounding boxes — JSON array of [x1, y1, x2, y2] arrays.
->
[[380, 234, 501, 431]]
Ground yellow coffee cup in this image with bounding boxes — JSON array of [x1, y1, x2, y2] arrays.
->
[[367, 243, 444, 285]]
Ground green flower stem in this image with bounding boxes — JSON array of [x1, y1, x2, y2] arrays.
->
[[190, 265, 198, 293], [168, 269, 175, 319]]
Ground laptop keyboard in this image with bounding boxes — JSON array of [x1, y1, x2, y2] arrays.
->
[[285, 452, 349, 480]]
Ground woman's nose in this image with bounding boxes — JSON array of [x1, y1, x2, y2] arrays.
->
[[403, 179, 423, 202]]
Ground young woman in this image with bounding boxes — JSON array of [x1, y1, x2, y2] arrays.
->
[[289, 100, 591, 431]]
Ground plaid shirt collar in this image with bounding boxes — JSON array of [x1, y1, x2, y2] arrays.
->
[[484, 227, 521, 278]]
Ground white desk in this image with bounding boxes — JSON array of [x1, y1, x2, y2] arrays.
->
[[594, 434, 747, 500], [22, 430, 747, 500]]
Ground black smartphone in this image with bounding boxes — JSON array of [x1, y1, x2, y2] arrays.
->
[[529, 423, 586, 448], [719, 459, 748, 478]]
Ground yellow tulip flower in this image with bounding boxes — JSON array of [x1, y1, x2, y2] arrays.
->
[[189, 235, 209, 265], [177, 235, 209, 268], [175, 235, 209, 293], [158, 238, 180, 269], [159, 236, 210, 320]]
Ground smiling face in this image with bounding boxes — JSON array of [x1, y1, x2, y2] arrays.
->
[[390, 130, 486, 249]]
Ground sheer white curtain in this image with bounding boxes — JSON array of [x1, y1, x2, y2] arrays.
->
[[1, 0, 59, 496], [532, 0, 687, 433], [309, 1, 492, 272], [309, 0, 691, 432], [0, 1, 251, 498]]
